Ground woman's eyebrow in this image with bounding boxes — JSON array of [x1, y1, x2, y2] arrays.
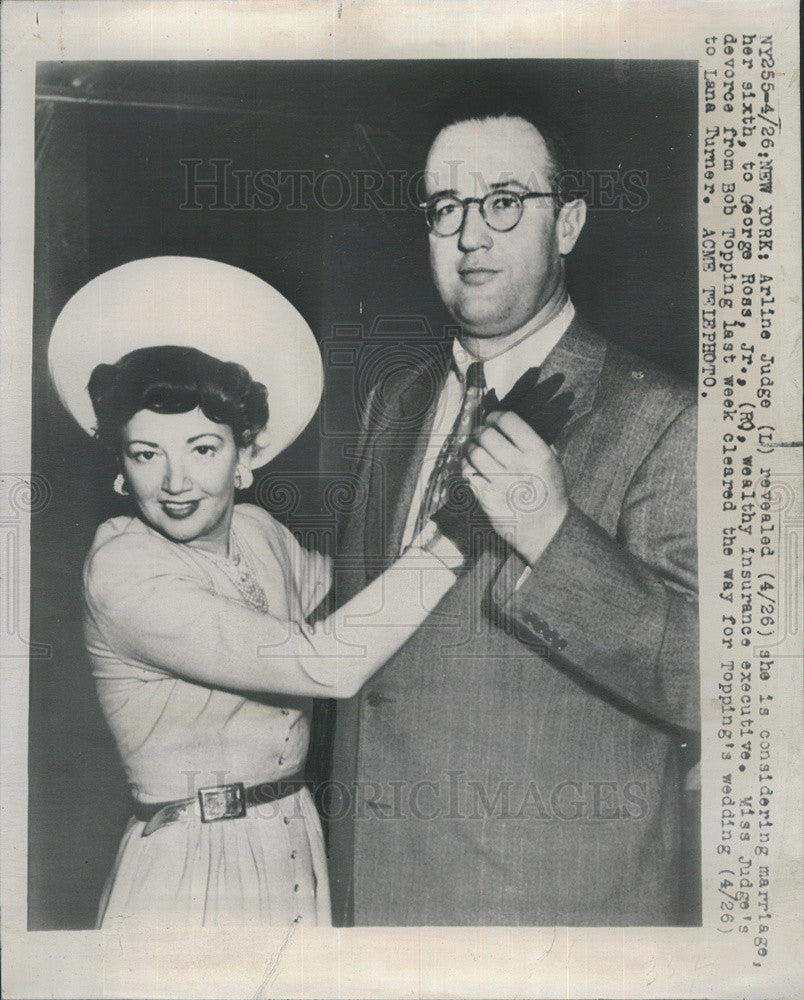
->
[[187, 433, 224, 443]]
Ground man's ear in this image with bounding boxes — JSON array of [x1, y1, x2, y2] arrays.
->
[[556, 198, 587, 256]]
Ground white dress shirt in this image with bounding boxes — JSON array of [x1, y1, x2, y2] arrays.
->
[[400, 297, 576, 551]]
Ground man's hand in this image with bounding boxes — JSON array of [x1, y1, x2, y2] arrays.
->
[[463, 411, 569, 565]]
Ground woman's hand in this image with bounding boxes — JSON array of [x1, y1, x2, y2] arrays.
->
[[410, 518, 466, 572]]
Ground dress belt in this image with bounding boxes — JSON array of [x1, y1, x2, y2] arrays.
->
[[133, 773, 307, 837]]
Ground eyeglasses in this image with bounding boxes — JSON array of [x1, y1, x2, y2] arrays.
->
[[419, 188, 556, 237]]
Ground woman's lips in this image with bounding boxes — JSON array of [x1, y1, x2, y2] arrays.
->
[[160, 499, 200, 519]]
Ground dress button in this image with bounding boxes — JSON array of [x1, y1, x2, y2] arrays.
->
[[283, 816, 291, 825], [294, 884, 300, 892], [280, 709, 289, 716], [278, 756, 285, 764], [293, 915, 301, 923], [290, 850, 298, 860]]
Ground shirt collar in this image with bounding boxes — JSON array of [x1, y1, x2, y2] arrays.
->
[[451, 297, 576, 397]]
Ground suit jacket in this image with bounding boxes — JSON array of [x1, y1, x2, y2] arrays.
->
[[327, 317, 699, 926]]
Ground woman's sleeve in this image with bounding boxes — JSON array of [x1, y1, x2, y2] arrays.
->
[[280, 522, 334, 620], [236, 504, 333, 619], [84, 529, 458, 699]]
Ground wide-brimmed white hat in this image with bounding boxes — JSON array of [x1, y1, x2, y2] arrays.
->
[[48, 256, 323, 468]]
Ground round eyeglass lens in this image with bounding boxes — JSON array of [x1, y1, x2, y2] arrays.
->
[[429, 197, 463, 235], [483, 191, 524, 231]]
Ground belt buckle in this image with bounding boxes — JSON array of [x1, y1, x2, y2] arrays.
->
[[197, 782, 246, 823]]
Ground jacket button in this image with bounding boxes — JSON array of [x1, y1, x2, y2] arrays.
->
[[366, 690, 385, 707]]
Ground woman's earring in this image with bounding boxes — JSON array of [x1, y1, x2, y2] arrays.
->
[[235, 464, 253, 490], [113, 473, 128, 496]]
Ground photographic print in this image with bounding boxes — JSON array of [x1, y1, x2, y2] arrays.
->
[[2, 3, 800, 998]]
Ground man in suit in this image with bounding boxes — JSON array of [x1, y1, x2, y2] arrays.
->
[[326, 114, 699, 926]]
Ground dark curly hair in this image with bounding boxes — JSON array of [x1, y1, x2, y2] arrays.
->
[[88, 346, 269, 454]]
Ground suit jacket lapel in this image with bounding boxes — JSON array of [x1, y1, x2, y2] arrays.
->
[[366, 355, 449, 562], [539, 316, 607, 444], [363, 321, 603, 563]]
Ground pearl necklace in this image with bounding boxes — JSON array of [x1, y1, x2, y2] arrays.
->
[[194, 531, 271, 614]]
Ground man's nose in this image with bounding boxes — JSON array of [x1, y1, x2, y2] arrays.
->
[[457, 201, 494, 252], [162, 459, 190, 494]]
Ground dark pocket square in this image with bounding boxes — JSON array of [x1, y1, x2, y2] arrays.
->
[[484, 367, 574, 446], [431, 368, 574, 561]]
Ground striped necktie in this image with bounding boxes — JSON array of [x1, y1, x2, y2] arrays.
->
[[414, 360, 486, 538]]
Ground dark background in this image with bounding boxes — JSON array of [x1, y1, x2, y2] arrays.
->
[[30, 59, 698, 929]]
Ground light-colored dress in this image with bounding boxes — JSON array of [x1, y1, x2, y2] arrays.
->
[[83, 504, 333, 928]]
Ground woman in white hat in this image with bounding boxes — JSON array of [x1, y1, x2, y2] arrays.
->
[[48, 257, 464, 928]]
